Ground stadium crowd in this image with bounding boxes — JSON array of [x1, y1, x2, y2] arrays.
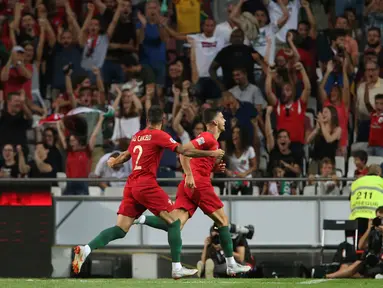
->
[[0, 0, 383, 196]]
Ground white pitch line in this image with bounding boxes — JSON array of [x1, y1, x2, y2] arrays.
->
[[298, 279, 331, 285]]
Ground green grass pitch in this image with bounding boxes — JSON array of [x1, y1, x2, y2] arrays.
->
[[0, 278, 381, 288]]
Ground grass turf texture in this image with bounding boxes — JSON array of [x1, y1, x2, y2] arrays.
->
[[0, 279, 382, 288]]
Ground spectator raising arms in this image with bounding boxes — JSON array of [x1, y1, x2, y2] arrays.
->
[[319, 59, 350, 156], [306, 106, 341, 172], [57, 114, 104, 195]]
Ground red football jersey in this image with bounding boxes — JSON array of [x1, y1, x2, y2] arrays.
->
[[190, 132, 219, 177], [127, 128, 179, 183], [369, 112, 383, 147]]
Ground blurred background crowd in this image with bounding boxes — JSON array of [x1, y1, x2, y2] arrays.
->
[[0, 0, 383, 196]]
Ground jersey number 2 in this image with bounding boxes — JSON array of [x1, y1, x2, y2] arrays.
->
[[133, 145, 143, 170]]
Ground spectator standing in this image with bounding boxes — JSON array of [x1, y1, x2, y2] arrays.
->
[[136, 0, 168, 98], [0, 144, 20, 178], [364, 92, 383, 157], [57, 114, 104, 195], [164, 18, 224, 101], [263, 0, 299, 51], [265, 62, 311, 156], [356, 61, 383, 142], [0, 47, 32, 99], [209, 29, 260, 90], [95, 0, 137, 85], [0, 91, 32, 150], [225, 126, 257, 195], [265, 106, 302, 178], [78, 3, 121, 79], [111, 86, 143, 141], [319, 60, 350, 156], [228, 67, 266, 113], [306, 106, 341, 168]]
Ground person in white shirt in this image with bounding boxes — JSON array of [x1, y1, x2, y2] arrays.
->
[[263, 0, 299, 50], [94, 149, 132, 190], [163, 18, 224, 100], [214, 1, 249, 47], [225, 126, 257, 195]]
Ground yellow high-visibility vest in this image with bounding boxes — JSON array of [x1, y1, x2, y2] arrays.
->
[[349, 175, 383, 220]]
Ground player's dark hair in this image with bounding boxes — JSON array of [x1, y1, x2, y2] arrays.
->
[[375, 94, 383, 101], [202, 108, 220, 125], [352, 150, 368, 164], [147, 105, 164, 125]]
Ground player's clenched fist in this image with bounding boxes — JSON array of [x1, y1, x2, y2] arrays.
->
[[107, 157, 116, 168], [211, 149, 225, 159]]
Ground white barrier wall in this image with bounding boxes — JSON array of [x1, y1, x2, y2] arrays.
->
[[55, 197, 351, 247]]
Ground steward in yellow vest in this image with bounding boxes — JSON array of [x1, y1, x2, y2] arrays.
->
[[350, 165, 383, 220]]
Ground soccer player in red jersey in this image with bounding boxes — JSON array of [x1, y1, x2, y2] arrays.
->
[[134, 108, 252, 276], [72, 105, 225, 279]]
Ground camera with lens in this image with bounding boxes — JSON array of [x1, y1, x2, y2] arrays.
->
[[365, 217, 383, 267], [230, 223, 255, 240]]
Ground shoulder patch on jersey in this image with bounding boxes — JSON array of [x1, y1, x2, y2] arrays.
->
[[170, 138, 177, 144], [196, 137, 205, 146]]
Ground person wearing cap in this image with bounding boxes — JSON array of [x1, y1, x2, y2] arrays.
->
[[349, 165, 383, 237], [0, 46, 32, 99]]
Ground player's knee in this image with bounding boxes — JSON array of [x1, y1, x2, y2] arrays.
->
[[215, 214, 229, 227], [116, 224, 130, 233]]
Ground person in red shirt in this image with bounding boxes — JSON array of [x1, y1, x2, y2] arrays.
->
[[364, 92, 383, 157], [71, 105, 224, 279], [133, 108, 252, 276], [266, 62, 311, 155], [0, 46, 32, 98], [319, 59, 350, 156], [352, 150, 369, 178], [56, 114, 105, 196]]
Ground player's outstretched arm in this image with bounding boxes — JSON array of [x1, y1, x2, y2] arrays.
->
[[107, 151, 131, 169], [176, 143, 225, 158]]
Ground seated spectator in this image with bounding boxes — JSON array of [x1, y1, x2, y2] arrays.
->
[[265, 62, 311, 156], [94, 147, 132, 191], [17, 143, 56, 178], [0, 91, 32, 151], [364, 93, 383, 157], [308, 158, 340, 196], [56, 115, 104, 195], [228, 67, 266, 113], [262, 165, 297, 196], [225, 126, 256, 195], [306, 106, 341, 172], [0, 144, 20, 178], [41, 127, 63, 172], [319, 59, 350, 156], [353, 150, 369, 178], [265, 106, 302, 178]]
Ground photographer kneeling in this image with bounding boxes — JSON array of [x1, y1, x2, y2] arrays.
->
[[197, 224, 255, 278], [326, 206, 383, 279]]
